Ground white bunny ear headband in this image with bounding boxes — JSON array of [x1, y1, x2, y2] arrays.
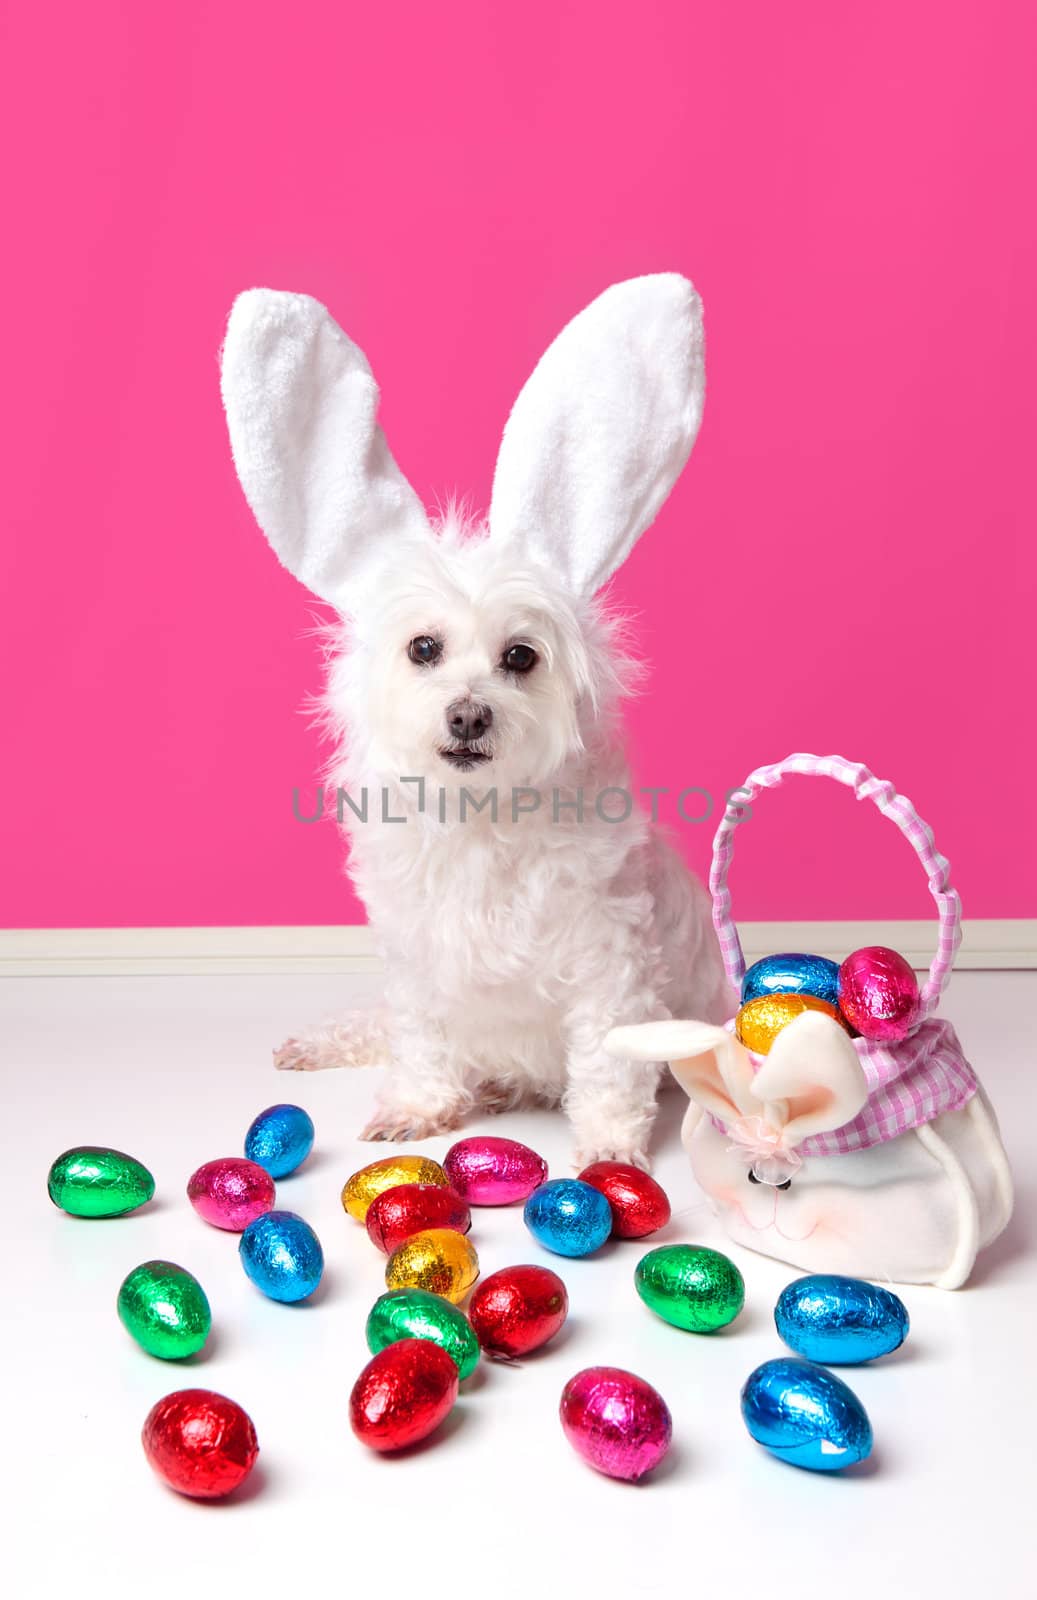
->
[[605, 1013, 869, 1185], [220, 276, 705, 609]]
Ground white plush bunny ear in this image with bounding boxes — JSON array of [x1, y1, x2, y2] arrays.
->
[[220, 289, 431, 608], [605, 1020, 755, 1123], [751, 1012, 869, 1145], [489, 275, 705, 596]]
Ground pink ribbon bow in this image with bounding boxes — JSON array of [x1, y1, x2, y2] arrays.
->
[[725, 1114, 803, 1187]]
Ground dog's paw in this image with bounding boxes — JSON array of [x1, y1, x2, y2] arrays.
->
[[360, 1105, 466, 1143], [274, 1036, 326, 1071], [474, 1081, 520, 1114], [572, 1145, 652, 1173]]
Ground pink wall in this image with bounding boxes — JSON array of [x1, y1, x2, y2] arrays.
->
[[2, 2, 1034, 928]]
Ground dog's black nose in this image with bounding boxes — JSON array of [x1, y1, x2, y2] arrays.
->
[[446, 700, 493, 742]]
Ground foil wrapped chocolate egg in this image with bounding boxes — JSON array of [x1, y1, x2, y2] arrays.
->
[[350, 1339, 459, 1452], [239, 1210, 324, 1303], [740, 1357, 873, 1472], [741, 952, 841, 1009], [366, 1288, 480, 1380], [524, 1179, 613, 1257], [384, 1227, 480, 1304], [468, 1264, 569, 1358], [736, 992, 847, 1054], [578, 1160, 671, 1239], [635, 1243, 745, 1332], [244, 1103, 314, 1178], [839, 946, 921, 1042], [560, 1366, 672, 1481], [142, 1389, 259, 1498], [118, 1260, 211, 1359], [775, 1274, 909, 1364], [47, 1146, 155, 1218], [365, 1184, 472, 1255], [187, 1157, 275, 1232], [341, 1155, 450, 1222], [443, 1136, 548, 1205]]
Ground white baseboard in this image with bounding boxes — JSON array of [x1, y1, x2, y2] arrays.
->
[[0, 921, 1034, 977]]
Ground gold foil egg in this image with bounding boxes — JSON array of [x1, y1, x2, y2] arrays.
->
[[341, 1156, 450, 1222], [385, 1228, 480, 1304], [736, 992, 848, 1055]]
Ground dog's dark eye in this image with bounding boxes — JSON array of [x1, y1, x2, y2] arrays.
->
[[408, 635, 443, 667], [501, 643, 538, 675]]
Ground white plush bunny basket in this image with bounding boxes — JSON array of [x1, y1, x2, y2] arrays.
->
[[608, 754, 1013, 1288]]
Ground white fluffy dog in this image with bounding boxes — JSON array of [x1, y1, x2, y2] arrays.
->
[[221, 275, 731, 1166]]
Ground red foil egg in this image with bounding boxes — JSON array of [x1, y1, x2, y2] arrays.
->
[[839, 946, 921, 1042], [443, 1136, 548, 1205], [142, 1389, 259, 1499], [578, 1161, 671, 1239], [187, 1157, 275, 1231], [350, 1338, 459, 1452], [468, 1264, 569, 1358], [560, 1366, 672, 1482], [365, 1183, 472, 1255]]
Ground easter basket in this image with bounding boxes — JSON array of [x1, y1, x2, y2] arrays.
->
[[609, 754, 1014, 1288]]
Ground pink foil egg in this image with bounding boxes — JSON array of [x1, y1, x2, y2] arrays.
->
[[187, 1158, 275, 1232], [443, 1136, 548, 1206], [839, 946, 921, 1042], [560, 1366, 672, 1482]]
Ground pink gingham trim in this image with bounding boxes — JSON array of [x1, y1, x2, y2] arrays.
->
[[710, 753, 962, 1017], [711, 1018, 978, 1155], [708, 754, 972, 1152]]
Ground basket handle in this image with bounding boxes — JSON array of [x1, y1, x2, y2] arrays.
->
[[709, 753, 961, 1017]]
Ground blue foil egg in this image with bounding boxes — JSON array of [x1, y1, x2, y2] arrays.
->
[[244, 1103, 315, 1178], [741, 953, 841, 1009], [239, 1209, 324, 1302], [741, 1358, 873, 1472], [775, 1274, 909, 1365], [524, 1179, 613, 1257]]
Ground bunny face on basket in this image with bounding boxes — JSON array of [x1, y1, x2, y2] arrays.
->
[[605, 990, 1013, 1288]]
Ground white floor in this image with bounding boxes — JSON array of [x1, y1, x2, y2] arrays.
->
[[4, 970, 1034, 1599]]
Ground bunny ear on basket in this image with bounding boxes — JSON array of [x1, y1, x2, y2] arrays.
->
[[605, 1011, 867, 1152], [751, 1011, 869, 1143], [220, 289, 432, 609], [489, 274, 706, 597]]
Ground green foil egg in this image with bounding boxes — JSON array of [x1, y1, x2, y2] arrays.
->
[[117, 1260, 212, 1359], [366, 1288, 480, 1380], [47, 1146, 155, 1218], [635, 1244, 745, 1333]]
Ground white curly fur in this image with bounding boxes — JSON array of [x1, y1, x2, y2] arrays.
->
[[276, 512, 732, 1166], [222, 276, 731, 1165]]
